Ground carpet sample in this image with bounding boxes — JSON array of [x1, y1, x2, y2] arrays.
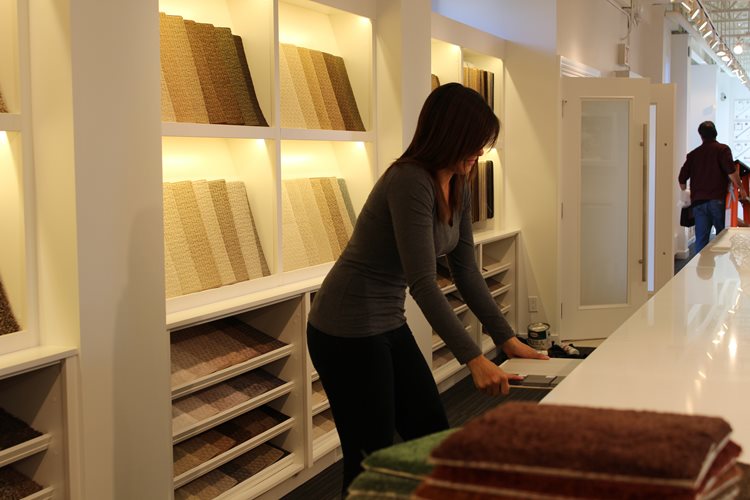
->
[[348, 470, 421, 500], [311, 50, 346, 130], [174, 468, 238, 499], [283, 180, 320, 265], [191, 180, 237, 286], [171, 181, 222, 291], [279, 41, 307, 128], [312, 410, 336, 440], [160, 68, 176, 122], [159, 13, 209, 123], [431, 74, 441, 91], [163, 183, 202, 295], [0, 89, 7, 113], [164, 244, 182, 299], [194, 22, 244, 125], [337, 178, 357, 227], [281, 183, 310, 271], [323, 51, 365, 131], [219, 443, 286, 483], [225, 181, 269, 278], [214, 27, 257, 127], [298, 47, 331, 129], [183, 20, 227, 124], [208, 180, 249, 282], [0, 279, 20, 335], [309, 178, 341, 257], [0, 467, 43, 500], [0, 408, 42, 449], [363, 429, 456, 480], [282, 44, 320, 129], [233, 35, 268, 126], [216, 406, 289, 444]]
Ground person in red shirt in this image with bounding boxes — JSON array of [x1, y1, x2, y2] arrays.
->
[[678, 121, 747, 252]]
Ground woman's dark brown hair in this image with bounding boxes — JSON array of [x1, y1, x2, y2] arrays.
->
[[391, 83, 500, 223]]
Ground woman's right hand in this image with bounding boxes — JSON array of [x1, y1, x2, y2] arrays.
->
[[466, 355, 523, 396]]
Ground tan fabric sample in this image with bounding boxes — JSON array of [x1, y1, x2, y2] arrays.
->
[[164, 241, 183, 299], [172, 181, 222, 291], [311, 50, 346, 130], [284, 179, 320, 265], [226, 181, 269, 278], [297, 47, 331, 129], [214, 27, 255, 126], [337, 178, 357, 226], [294, 178, 334, 263], [177, 434, 223, 463], [309, 178, 341, 257], [329, 177, 354, 238], [194, 22, 244, 125], [233, 35, 268, 126], [431, 73, 441, 91], [184, 20, 227, 124], [170, 322, 249, 387], [313, 411, 337, 439], [218, 406, 289, 443], [163, 183, 202, 295], [160, 68, 176, 122], [282, 44, 320, 128], [281, 183, 309, 271], [0, 278, 20, 335], [191, 180, 237, 286], [320, 177, 350, 251], [208, 180, 249, 282], [159, 13, 209, 123], [0, 89, 7, 113], [173, 446, 203, 477], [323, 52, 365, 131], [279, 41, 307, 128], [220, 443, 285, 482]]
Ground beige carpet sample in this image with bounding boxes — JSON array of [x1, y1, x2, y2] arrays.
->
[[163, 183, 203, 296], [208, 180, 250, 283], [183, 20, 227, 124], [233, 35, 268, 126], [225, 181, 269, 278], [171, 181, 222, 291], [0, 89, 7, 113], [311, 50, 346, 130], [297, 47, 331, 129], [159, 13, 209, 123], [279, 42, 307, 128], [284, 179, 321, 265], [320, 177, 350, 250], [281, 44, 320, 129], [192, 180, 237, 286], [160, 69, 176, 122], [309, 177, 342, 257], [281, 183, 310, 271], [337, 178, 357, 226], [323, 51, 365, 131], [293, 178, 334, 263], [194, 22, 244, 125]]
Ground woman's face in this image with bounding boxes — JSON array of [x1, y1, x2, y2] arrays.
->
[[451, 148, 484, 176]]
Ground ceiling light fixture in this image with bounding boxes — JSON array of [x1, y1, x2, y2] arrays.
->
[[711, 40, 719, 49], [703, 30, 712, 38], [734, 41, 744, 54], [722, 54, 731, 62], [690, 8, 701, 20], [699, 20, 708, 30]]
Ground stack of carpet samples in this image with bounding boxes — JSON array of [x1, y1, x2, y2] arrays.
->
[[348, 402, 743, 499]]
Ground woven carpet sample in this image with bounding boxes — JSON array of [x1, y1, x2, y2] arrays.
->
[[191, 180, 236, 286], [311, 50, 346, 130], [0, 278, 20, 335], [431, 73, 441, 91], [0, 466, 43, 499], [208, 180, 249, 283], [297, 47, 331, 129], [0, 408, 42, 449], [160, 69, 176, 122], [160, 13, 209, 124], [183, 20, 227, 125], [174, 467, 237, 500], [215, 27, 259, 127], [312, 409, 336, 440], [225, 181, 269, 278], [163, 183, 202, 296], [194, 22, 244, 125], [0, 89, 7, 113], [279, 42, 307, 128], [219, 443, 286, 482], [323, 51, 366, 131], [282, 44, 320, 129]]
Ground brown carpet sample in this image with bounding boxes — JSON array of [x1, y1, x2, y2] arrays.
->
[[309, 178, 341, 257], [225, 181, 269, 278], [0, 279, 20, 335], [159, 13, 209, 123], [319, 177, 350, 250], [312, 410, 337, 440], [0, 408, 42, 449], [208, 180, 249, 282], [431, 74, 441, 91], [281, 182, 309, 271], [430, 403, 734, 487], [219, 443, 285, 483], [337, 178, 357, 226], [233, 35, 268, 126], [183, 20, 227, 124], [0, 467, 43, 500], [191, 180, 237, 286], [311, 50, 346, 130], [160, 68, 176, 122], [221, 317, 286, 355], [0, 89, 7, 113], [322, 51, 365, 131], [297, 47, 331, 128], [174, 468, 237, 500], [216, 406, 289, 443], [282, 44, 320, 129], [193, 22, 244, 125], [214, 27, 257, 127]]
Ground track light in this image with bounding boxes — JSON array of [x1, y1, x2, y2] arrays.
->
[[734, 41, 744, 54], [711, 40, 719, 49], [690, 8, 700, 20], [703, 30, 713, 38], [699, 20, 708, 30], [722, 54, 731, 62], [717, 49, 726, 56]]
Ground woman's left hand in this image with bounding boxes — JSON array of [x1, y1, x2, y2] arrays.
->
[[501, 336, 550, 360]]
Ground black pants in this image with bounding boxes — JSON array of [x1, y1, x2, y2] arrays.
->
[[307, 322, 449, 493]]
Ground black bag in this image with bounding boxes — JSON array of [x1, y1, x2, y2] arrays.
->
[[680, 205, 695, 227]]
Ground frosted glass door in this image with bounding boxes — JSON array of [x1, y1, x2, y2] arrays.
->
[[580, 99, 629, 306]]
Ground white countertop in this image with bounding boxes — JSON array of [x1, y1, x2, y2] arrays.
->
[[543, 228, 750, 463]]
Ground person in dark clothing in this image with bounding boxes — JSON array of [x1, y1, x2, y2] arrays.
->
[[678, 121, 747, 252], [307, 83, 547, 492]]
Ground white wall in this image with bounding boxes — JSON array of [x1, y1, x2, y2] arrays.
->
[[432, 0, 556, 53], [687, 65, 718, 151]]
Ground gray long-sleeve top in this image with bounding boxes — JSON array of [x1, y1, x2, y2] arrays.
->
[[308, 163, 515, 364]]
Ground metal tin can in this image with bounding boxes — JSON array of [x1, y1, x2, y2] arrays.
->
[[527, 322, 551, 350]]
